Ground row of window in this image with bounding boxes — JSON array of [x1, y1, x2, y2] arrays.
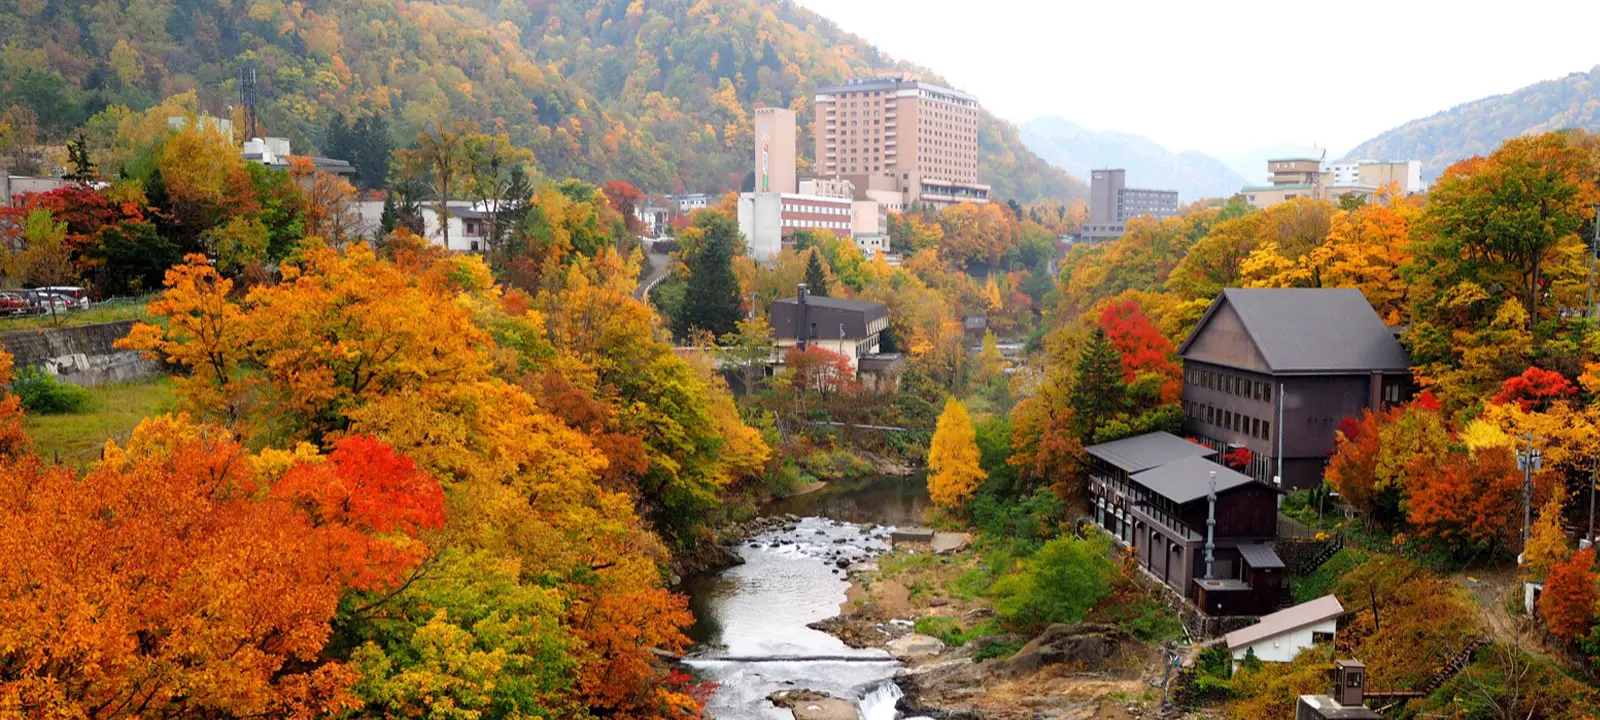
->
[[783, 204, 849, 215], [1188, 367, 1273, 403], [784, 219, 849, 230], [1186, 401, 1271, 440]]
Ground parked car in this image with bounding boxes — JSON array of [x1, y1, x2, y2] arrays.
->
[[36, 286, 91, 309], [0, 291, 29, 316], [21, 290, 70, 315]]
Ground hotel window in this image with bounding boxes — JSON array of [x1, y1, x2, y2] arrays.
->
[[1251, 417, 1260, 438], [1206, 406, 1215, 424], [1264, 384, 1273, 402], [1223, 410, 1233, 428], [1262, 421, 1271, 439]]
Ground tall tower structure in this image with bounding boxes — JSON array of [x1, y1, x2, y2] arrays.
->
[[753, 107, 797, 194]]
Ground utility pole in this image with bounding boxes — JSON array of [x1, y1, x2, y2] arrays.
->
[[1589, 206, 1599, 318], [1517, 433, 1542, 562]]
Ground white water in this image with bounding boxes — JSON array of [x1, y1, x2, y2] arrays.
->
[[684, 517, 906, 718]]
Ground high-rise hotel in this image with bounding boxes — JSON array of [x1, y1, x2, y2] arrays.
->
[[813, 75, 989, 209]]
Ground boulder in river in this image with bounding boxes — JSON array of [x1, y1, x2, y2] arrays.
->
[[885, 633, 945, 660], [766, 689, 861, 720]]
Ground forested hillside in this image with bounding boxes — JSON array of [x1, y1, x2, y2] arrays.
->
[[1020, 115, 1247, 201], [1344, 66, 1600, 181], [0, 0, 1081, 201]]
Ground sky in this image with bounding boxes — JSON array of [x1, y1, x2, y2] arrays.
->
[[794, 0, 1600, 166]]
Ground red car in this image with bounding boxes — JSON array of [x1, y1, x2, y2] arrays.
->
[[0, 291, 29, 316]]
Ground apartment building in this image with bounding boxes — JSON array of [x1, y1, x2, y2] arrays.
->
[[737, 192, 854, 262], [1081, 169, 1180, 242], [813, 75, 990, 210]]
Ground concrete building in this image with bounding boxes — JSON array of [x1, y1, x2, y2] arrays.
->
[[737, 192, 854, 262], [355, 200, 490, 252], [1295, 661, 1381, 720], [634, 200, 669, 237], [813, 75, 990, 210], [1178, 288, 1413, 489], [1225, 594, 1343, 666], [669, 193, 714, 215], [1242, 157, 1422, 210], [754, 107, 798, 194], [768, 286, 904, 390], [1, 175, 73, 205], [1084, 432, 1284, 616], [1081, 168, 1180, 242]]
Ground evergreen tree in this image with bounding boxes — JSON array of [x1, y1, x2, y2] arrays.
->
[[676, 213, 744, 338], [1070, 327, 1124, 442], [324, 112, 393, 190], [803, 248, 830, 297], [64, 132, 96, 184]]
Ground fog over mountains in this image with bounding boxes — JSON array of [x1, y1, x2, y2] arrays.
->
[[1019, 116, 1249, 202]]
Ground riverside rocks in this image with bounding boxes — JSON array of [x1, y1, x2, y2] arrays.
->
[[886, 633, 946, 660], [766, 690, 861, 720], [994, 623, 1132, 679]]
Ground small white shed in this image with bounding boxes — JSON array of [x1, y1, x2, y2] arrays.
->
[[1225, 594, 1343, 667]]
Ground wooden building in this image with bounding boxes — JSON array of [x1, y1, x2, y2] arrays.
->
[[1177, 288, 1412, 490], [1086, 432, 1284, 615]]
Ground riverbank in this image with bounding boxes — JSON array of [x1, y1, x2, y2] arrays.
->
[[813, 541, 1170, 719]]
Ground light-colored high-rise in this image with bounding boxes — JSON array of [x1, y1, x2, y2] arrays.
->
[[813, 75, 989, 209], [754, 107, 797, 194]]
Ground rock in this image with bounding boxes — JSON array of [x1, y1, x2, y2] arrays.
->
[[836, 559, 850, 568], [931, 532, 969, 555], [832, 538, 848, 544], [928, 597, 948, 607], [767, 690, 861, 720], [993, 623, 1132, 679], [891, 528, 935, 545], [886, 633, 946, 660]]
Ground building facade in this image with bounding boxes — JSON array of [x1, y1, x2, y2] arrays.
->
[[754, 107, 798, 194], [1242, 158, 1422, 209], [813, 75, 989, 210], [1081, 169, 1180, 242], [1177, 288, 1413, 490], [1085, 433, 1284, 616], [737, 192, 854, 262], [354, 200, 488, 252], [1224, 594, 1343, 666]]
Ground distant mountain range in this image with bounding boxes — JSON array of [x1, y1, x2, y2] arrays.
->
[[1019, 116, 1248, 202], [1344, 66, 1600, 181]]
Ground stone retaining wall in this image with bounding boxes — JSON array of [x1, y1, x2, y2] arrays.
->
[[0, 320, 164, 386]]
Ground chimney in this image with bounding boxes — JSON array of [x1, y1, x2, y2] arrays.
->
[[796, 283, 809, 351]]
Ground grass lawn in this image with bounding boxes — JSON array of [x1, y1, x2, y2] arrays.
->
[[24, 378, 176, 466], [0, 297, 154, 331]]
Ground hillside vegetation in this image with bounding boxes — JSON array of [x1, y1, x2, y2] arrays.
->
[[1344, 66, 1600, 181], [0, 0, 1081, 201]]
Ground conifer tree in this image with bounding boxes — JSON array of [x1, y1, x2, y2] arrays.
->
[[929, 398, 985, 508], [677, 212, 744, 338], [1070, 327, 1124, 442], [803, 248, 830, 297]]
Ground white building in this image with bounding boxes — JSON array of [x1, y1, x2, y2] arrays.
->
[[670, 193, 714, 215], [1322, 160, 1424, 194], [1223, 594, 1343, 668], [355, 200, 491, 252], [737, 192, 854, 263]]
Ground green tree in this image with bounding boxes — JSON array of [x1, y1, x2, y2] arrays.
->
[[990, 534, 1116, 632], [718, 316, 775, 397], [803, 248, 830, 297], [675, 212, 744, 338], [1070, 327, 1125, 442]]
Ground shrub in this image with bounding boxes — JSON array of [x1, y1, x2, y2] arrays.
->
[[974, 640, 1024, 661], [989, 533, 1115, 632], [913, 616, 963, 645], [10, 368, 93, 414]]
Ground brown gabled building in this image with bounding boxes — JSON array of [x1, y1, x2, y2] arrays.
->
[[1177, 289, 1412, 490], [1086, 432, 1284, 616]]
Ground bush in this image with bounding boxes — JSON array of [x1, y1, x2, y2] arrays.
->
[[970, 487, 1065, 553], [989, 533, 1116, 632], [974, 639, 1024, 661], [10, 368, 93, 414], [914, 616, 964, 645]]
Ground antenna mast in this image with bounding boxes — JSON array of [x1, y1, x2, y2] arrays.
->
[[237, 65, 258, 140]]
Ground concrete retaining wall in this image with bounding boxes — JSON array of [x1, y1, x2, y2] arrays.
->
[[0, 320, 164, 386]]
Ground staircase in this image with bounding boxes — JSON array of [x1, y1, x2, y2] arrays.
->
[[1418, 638, 1490, 695], [1301, 535, 1345, 574]]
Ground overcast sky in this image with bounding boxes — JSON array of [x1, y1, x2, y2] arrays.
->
[[795, 0, 1600, 159]]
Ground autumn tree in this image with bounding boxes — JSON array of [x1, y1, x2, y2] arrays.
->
[[1523, 485, 1572, 580], [1404, 444, 1523, 551], [15, 208, 75, 298], [929, 398, 985, 508], [719, 315, 775, 397], [1099, 299, 1181, 402], [401, 120, 476, 248], [1415, 133, 1597, 329], [783, 345, 857, 397], [1539, 549, 1597, 640], [1491, 366, 1576, 411]]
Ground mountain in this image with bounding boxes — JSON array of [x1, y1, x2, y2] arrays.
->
[[1344, 66, 1600, 181], [0, 0, 1081, 202], [1019, 116, 1247, 201]]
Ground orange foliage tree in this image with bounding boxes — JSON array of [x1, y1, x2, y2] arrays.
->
[[1403, 445, 1523, 551], [1491, 366, 1576, 411], [784, 345, 859, 396], [1539, 549, 1598, 640], [0, 415, 443, 718]]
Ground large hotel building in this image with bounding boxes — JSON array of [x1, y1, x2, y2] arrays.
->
[[813, 75, 990, 209]]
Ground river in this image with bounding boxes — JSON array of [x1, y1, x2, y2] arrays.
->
[[682, 475, 931, 719]]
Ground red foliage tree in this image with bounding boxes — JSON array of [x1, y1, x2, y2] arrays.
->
[[1492, 366, 1576, 411], [1098, 299, 1181, 402], [784, 345, 859, 396], [1224, 447, 1254, 470], [1540, 548, 1598, 640], [1411, 390, 1442, 412], [1326, 408, 1388, 516], [1404, 446, 1523, 549], [601, 180, 645, 236]]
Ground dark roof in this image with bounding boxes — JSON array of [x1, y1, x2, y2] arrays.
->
[[1084, 431, 1216, 474], [1178, 288, 1410, 373], [772, 296, 888, 314], [1238, 543, 1285, 570], [1226, 594, 1344, 649], [1130, 455, 1254, 504]]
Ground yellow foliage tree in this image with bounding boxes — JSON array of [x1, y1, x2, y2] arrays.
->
[[928, 398, 985, 508], [1523, 485, 1571, 581]]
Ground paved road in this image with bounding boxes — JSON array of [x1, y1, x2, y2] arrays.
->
[[635, 246, 671, 300]]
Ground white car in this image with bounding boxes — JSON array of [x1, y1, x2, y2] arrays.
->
[[37, 286, 91, 309]]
